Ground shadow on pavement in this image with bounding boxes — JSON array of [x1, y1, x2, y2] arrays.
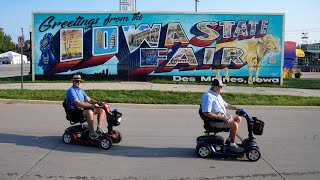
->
[[0, 133, 61, 150], [103, 145, 197, 158], [0, 133, 253, 162]]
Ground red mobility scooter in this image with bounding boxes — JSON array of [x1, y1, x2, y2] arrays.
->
[[62, 100, 122, 150]]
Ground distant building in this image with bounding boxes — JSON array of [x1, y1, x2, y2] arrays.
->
[[301, 43, 320, 61], [0, 51, 28, 64], [120, 0, 136, 12], [300, 43, 320, 71]]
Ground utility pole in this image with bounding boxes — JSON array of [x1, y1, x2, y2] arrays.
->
[[301, 31, 308, 44], [29, 25, 32, 76], [195, 0, 199, 12]]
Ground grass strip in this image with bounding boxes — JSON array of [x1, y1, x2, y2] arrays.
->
[[0, 89, 319, 106], [1, 76, 320, 90]]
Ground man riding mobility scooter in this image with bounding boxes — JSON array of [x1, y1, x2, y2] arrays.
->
[[62, 100, 122, 150], [196, 106, 265, 161]]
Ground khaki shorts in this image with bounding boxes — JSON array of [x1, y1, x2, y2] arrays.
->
[[208, 120, 230, 128]]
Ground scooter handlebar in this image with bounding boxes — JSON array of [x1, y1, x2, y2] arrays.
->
[[236, 109, 248, 116], [97, 102, 111, 113]]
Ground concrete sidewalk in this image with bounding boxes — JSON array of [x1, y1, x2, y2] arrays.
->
[[0, 81, 319, 97]]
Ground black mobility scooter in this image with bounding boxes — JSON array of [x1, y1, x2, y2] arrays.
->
[[62, 100, 122, 150], [196, 106, 264, 162]]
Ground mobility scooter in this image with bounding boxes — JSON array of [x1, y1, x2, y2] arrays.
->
[[62, 100, 122, 150], [196, 106, 264, 162]]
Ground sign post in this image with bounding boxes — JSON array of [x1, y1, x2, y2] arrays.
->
[[18, 28, 24, 90]]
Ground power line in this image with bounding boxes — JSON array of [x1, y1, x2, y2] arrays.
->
[[285, 29, 320, 34], [286, 28, 320, 33]]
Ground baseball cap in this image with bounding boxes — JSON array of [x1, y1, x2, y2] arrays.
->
[[211, 78, 226, 87]]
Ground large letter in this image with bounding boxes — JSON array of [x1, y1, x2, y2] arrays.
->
[[218, 21, 235, 43], [167, 48, 197, 66], [39, 16, 55, 32], [122, 24, 162, 52], [221, 47, 244, 67], [140, 48, 167, 67], [257, 20, 268, 37], [190, 21, 220, 47], [248, 20, 259, 36], [165, 23, 189, 47], [233, 21, 248, 39], [92, 26, 119, 56]]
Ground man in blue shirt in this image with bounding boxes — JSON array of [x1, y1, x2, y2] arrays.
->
[[201, 78, 244, 153], [66, 74, 105, 139]]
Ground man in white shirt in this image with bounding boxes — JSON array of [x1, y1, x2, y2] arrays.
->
[[201, 78, 244, 153]]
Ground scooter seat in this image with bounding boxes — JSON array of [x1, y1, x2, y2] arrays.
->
[[199, 105, 230, 134], [203, 120, 230, 134], [63, 99, 87, 125]]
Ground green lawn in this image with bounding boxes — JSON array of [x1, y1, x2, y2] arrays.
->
[[1, 75, 319, 90], [0, 89, 319, 106], [0, 76, 319, 106]]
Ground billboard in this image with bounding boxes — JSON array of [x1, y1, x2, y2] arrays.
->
[[32, 12, 284, 84]]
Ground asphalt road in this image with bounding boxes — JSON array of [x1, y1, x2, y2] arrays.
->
[[0, 102, 320, 180]]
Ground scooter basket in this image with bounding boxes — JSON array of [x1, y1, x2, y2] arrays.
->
[[107, 111, 122, 126], [252, 117, 264, 135]]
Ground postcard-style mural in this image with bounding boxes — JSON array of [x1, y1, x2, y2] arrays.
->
[[33, 12, 284, 84]]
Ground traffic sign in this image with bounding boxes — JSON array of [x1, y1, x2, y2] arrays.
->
[[18, 36, 24, 47]]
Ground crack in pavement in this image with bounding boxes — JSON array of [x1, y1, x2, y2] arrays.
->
[[17, 140, 63, 180]]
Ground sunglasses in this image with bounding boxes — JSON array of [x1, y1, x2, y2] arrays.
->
[[75, 80, 82, 83]]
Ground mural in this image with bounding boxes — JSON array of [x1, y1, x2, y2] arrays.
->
[[32, 12, 284, 84]]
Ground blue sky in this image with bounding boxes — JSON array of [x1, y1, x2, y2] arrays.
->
[[1, 0, 319, 45]]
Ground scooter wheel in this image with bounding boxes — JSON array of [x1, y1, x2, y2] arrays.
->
[[100, 136, 113, 150], [246, 147, 261, 162], [62, 133, 73, 144], [197, 145, 212, 158]]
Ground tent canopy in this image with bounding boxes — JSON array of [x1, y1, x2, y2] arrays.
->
[[296, 49, 305, 58]]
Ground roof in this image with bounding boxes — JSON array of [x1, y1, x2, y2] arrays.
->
[[0, 51, 27, 62], [306, 50, 320, 54], [296, 49, 305, 58], [0, 51, 21, 56]]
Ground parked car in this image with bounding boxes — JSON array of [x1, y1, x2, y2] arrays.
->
[[299, 65, 311, 72]]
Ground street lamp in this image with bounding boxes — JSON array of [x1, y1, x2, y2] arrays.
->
[[28, 25, 32, 75], [195, 0, 199, 12]]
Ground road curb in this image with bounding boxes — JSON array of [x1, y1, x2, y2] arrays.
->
[[0, 98, 319, 110]]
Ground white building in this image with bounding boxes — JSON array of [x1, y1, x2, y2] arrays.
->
[[0, 51, 28, 64], [120, 0, 136, 12]]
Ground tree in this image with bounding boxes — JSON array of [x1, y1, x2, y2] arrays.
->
[[0, 27, 15, 54], [24, 40, 30, 46]]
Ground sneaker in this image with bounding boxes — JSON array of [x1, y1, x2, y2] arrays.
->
[[89, 132, 101, 140], [95, 128, 103, 134], [229, 145, 244, 153]]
